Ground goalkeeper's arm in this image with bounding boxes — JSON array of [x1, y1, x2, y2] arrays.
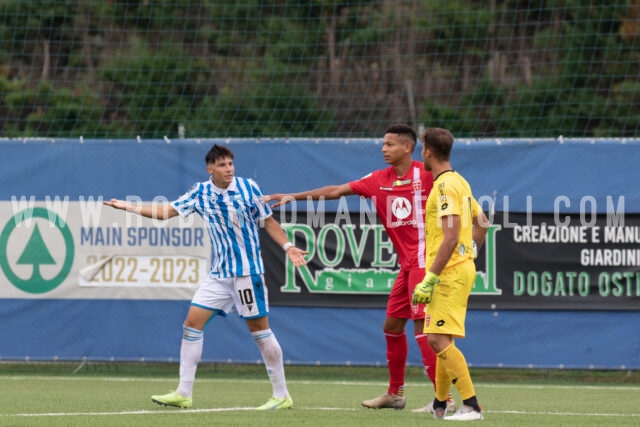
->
[[429, 214, 460, 275], [472, 210, 490, 253], [412, 214, 459, 304]]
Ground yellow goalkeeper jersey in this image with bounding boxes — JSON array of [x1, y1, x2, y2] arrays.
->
[[424, 170, 481, 272]]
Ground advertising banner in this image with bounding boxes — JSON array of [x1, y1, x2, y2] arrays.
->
[[0, 199, 209, 300], [2, 200, 638, 310], [263, 211, 640, 310]]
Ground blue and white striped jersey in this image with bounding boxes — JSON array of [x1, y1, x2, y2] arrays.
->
[[171, 177, 272, 278]]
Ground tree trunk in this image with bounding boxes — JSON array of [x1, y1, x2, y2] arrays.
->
[[41, 37, 50, 82], [326, 10, 340, 96]]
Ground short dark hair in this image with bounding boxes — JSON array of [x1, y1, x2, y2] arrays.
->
[[205, 144, 234, 164], [385, 123, 417, 151], [421, 127, 454, 160]]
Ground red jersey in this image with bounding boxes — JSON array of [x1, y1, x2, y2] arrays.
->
[[349, 160, 433, 270]]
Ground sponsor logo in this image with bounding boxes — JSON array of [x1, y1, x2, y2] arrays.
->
[[0, 208, 74, 294], [391, 197, 412, 220], [393, 179, 412, 187]]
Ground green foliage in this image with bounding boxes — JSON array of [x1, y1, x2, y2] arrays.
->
[[595, 81, 640, 137], [0, 78, 106, 137], [0, 1, 638, 138], [102, 47, 211, 138], [190, 83, 335, 138], [417, 0, 494, 60]]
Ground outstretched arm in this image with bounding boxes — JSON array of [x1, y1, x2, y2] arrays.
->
[[103, 198, 180, 221], [263, 216, 308, 267], [263, 183, 355, 208]]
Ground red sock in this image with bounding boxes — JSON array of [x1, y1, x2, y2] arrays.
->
[[415, 332, 437, 388], [385, 330, 407, 395]]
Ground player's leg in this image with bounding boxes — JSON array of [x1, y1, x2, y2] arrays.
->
[[430, 335, 481, 419], [413, 318, 436, 384], [235, 274, 292, 410], [151, 306, 215, 408], [407, 269, 455, 413], [383, 315, 409, 396], [362, 270, 409, 410], [425, 266, 483, 421], [361, 315, 408, 409], [151, 277, 232, 408], [407, 269, 438, 387], [176, 307, 215, 397]]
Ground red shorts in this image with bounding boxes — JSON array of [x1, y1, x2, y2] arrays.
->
[[385, 268, 427, 320]]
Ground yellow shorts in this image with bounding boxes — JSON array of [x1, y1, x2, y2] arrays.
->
[[424, 262, 475, 338]]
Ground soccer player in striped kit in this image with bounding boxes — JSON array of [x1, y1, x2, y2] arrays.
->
[[104, 144, 307, 410], [264, 123, 454, 413]]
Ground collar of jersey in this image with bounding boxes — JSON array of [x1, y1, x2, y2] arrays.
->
[[210, 177, 238, 194]]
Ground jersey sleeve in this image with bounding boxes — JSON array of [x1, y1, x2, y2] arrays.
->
[[248, 179, 273, 220], [349, 172, 374, 198], [171, 184, 199, 217]]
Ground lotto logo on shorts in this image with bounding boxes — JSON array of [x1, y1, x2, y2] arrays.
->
[[424, 314, 431, 327]]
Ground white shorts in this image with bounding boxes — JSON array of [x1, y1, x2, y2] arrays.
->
[[191, 273, 269, 319]]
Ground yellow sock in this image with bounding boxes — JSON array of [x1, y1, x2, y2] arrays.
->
[[437, 342, 476, 400], [434, 356, 451, 402]]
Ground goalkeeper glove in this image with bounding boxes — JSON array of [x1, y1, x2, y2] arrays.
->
[[412, 271, 440, 304], [473, 240, 478, 259]]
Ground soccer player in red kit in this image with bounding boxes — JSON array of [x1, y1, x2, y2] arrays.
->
[[264, 123, 454, 412]]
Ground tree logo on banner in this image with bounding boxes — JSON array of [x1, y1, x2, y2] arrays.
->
[[0, 208, 74, 294]]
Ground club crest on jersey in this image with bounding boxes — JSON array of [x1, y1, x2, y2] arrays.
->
[[412, 179, 422, 192]]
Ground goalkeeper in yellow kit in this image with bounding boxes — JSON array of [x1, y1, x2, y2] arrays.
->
[[412, 127, 489, 421]]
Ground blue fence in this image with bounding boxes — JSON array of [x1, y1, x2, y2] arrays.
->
[[0, 137, 638, 369]]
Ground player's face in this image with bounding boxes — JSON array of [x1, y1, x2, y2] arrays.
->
[[421, 143, 433, 171], [207, 156, 235, 188], [381, 133, 411, 165]]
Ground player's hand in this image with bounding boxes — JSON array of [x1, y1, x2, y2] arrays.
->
[[412, 272, 440, 304], [285, 245, 309, 267], [103, 198, 127, 211], [261, 194, 293, 208]]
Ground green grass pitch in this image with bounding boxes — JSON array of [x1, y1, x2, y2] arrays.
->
[[0, 363, 638, 426]]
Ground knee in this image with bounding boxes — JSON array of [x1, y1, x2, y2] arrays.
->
[[383, 317, 407, 333], [428, 335, 450, 354]]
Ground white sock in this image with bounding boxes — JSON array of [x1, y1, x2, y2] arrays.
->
[[177, 326, 203, 397], [252, 329, 289, 398]]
